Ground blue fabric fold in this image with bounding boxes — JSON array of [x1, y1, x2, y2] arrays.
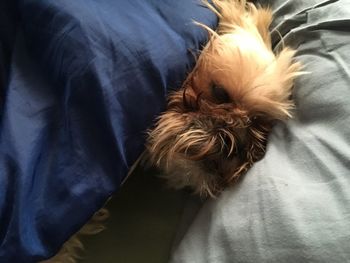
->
[[0, 0, 217, 261]]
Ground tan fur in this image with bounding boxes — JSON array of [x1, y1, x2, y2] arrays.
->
[[147, 0, 302, 197]]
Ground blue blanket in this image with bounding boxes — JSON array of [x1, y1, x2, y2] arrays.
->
[[0, 0, 216, 261]]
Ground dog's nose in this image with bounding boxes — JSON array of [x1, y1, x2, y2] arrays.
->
[[202, 159, 221, 175]]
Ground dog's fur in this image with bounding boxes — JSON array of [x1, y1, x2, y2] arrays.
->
[[147, 0, 302, 197]]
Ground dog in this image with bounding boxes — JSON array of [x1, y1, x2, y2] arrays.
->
[[146, 0, 303, 197]]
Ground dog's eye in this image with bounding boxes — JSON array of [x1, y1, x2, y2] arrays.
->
[[211, 85, 230, 104]]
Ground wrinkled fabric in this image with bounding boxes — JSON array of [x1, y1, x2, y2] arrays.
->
[[172, 0, 350, 262], [0, 0, 217, 262]]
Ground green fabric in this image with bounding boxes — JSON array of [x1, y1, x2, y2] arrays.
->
[[81, 167, 189, 263], [171, 0, 350, 262]]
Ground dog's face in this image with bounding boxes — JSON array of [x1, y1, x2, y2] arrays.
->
[[147, 2, 302, 197], [147, 88, 270, 197]]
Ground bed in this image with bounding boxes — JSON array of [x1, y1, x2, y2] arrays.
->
[[171, 0, 350, 262], [1, 0, 350, 262]]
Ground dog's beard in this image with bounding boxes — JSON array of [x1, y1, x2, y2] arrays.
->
[[146, 0, 302, 197], [147, 90, 270, 197]]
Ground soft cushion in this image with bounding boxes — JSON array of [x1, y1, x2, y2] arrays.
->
[[171, 0, 350, 262]]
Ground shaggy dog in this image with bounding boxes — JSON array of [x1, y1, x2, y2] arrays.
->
[[147, 0, 302, 197]]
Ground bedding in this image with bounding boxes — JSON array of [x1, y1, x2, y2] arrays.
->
[[171, 0, 350, 262], [0, 0, 216, 261]]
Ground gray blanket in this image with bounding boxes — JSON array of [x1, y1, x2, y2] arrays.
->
[[171, 0, 350, 262]]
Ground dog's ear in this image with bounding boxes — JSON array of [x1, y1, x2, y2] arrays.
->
[[224, 117, 271, 184], [207, 1, 273, 47], [251, 6, 273, 48], [246, 117, 271, 161]]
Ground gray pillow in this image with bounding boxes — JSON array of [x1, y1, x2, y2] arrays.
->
[[171, 0, 350, 262]]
